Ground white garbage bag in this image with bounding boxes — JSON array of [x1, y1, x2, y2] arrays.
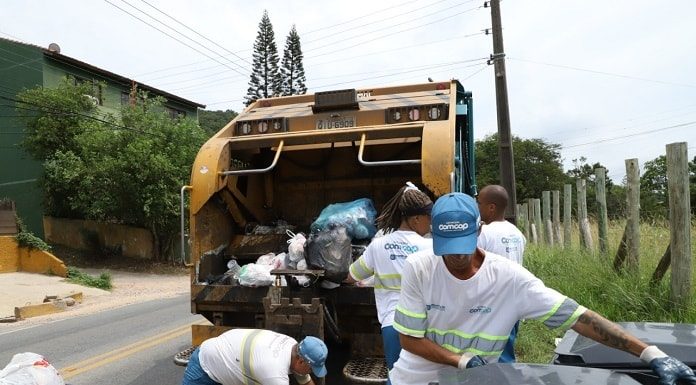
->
[[0, 353, 64, 385], [238, 263, 274, 287]]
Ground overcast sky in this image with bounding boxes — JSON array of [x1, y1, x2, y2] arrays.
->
[[3, 0, 695, 184]]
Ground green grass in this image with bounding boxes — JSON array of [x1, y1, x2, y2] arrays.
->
[[66, 267, 113, 290], [516, 220, 696, 363]]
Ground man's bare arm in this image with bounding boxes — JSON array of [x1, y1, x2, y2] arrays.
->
[[571, 309, 648, 356], [399, 334, 461, 367]]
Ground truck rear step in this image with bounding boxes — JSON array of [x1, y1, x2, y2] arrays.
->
[[343, 357, 388, 384]]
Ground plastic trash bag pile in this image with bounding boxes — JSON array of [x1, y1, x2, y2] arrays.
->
[[0, 353, 64, 385]]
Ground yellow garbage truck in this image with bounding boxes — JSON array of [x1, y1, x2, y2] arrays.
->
[[178, 80, 477, 382]]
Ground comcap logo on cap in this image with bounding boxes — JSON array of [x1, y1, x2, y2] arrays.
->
[[431, 193, 480, 255]]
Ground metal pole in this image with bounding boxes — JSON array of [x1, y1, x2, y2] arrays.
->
[[489, 0, 517, 224]]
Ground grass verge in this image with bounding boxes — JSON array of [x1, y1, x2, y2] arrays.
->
[[66, 267, 113, 290], [516, 221, 696, 363]]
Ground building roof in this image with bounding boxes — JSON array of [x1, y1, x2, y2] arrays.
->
[[1, 37, 206, 109]]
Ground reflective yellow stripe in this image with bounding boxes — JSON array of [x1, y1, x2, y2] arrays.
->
[[395, 305, 426, 319], [240, 330, 263, 385]]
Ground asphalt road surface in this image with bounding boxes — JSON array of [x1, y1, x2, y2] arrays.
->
[[0, 294, 202, 385]]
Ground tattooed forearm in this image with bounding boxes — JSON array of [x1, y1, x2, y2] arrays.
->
[[574, 310, 633, 353]]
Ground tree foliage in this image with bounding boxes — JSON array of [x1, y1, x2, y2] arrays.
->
[[641, 155, 696, 218], [18, 79, 100, 161], [19, 82, 207, 260], [565, 157, 625, 219], [475, 134, 567, 200], [280, 25, 307, 96], [198, 109, 238, 136], [244, 10, 282, 106]]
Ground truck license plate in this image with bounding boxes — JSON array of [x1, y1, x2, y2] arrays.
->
[[316, 116, 355, 130]]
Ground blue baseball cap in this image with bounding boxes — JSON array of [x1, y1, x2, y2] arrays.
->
[[298, 336, 328, 377], [431, 193, 480, 256]]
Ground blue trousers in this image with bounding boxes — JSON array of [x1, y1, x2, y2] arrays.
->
[[181, 348, 222, 385], [498, 321, 519, 363], [382, 325, 401, 385]]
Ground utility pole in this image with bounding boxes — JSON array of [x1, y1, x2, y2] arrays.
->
[[488, 0, 517, 224]]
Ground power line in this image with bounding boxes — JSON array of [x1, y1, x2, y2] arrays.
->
[[509, 57, 696, 89], [543, 103, 696, 141], [138, 0, 251, 66], [144, 29, 486, 89], [0, 56, 43, 71], [118, 0, 249, 74], [303, 0, 462, 46], [0, 94, 164, 138], [561, 120, 696, 150], [130, 1, 482, 87], [304, 4, 481, 55], [0, 45, 194, 104], [302, 0, 423, 35], [310, 31, 486, 67], [308, 57, 487, 82], [102, 0, 249, 77], [178, 57, 487, 95], [205, 98, 244, 107], [132, 0, 447, 76]]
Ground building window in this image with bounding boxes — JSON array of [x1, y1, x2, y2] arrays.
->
[[121, 91, 131, 106], [70, 75, 103, 106], [166, 106, 186, 119]]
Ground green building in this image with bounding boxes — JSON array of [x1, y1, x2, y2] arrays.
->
[[0, 37, 205, 237]]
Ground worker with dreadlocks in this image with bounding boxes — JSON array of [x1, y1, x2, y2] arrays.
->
[[345, 182, 434, 383]]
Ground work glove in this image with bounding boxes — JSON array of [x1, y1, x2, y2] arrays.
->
[[640, 345, 696, 385], [457, 352, 486, 370]]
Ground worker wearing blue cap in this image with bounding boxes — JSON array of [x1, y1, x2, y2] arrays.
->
[[181, 329, 328, 385], [389, 192, 696, 385]]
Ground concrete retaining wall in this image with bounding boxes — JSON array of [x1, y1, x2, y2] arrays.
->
[[43, 217, 154, 259], [0, 236, 67, 276]]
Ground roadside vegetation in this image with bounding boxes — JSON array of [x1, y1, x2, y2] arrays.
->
[[14, 216, 51, 251], [516, 221, 696, 363], [17, 79, 207, 261], [66, 267, 112, 290]]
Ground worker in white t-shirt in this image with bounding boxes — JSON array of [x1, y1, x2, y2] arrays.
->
[[389, 192, 695, 385], [477, 185, 526, 265], [476, 184, 526, 363], [181, 329, 328, 385], [345, 182, 433, 383]]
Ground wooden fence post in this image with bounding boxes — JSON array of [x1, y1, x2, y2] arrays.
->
[[595, 167, 609, 254], [552, 190, 562, 245], [625, 158, 640, 273], [666, 142, 692, 307], [563, 184, 572, 248], [520, 202, 530, 241], [542, 191, 553, 245], [534, 198, 542, 246], [528, 198, 538, 244], [576, 179, 593, 249]]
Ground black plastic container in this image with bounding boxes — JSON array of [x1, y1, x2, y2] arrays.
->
[[552, 322, 696, 385]]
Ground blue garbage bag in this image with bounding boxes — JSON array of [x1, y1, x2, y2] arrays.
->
[[310, 198, 377, 240]]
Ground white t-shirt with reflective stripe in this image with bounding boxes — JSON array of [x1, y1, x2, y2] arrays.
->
[[199, 329, 295, 385], [477, 220, 526, 265], [390, 251, 585, 385], [348, 230, 433, 327]]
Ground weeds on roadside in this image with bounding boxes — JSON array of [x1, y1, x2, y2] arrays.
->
[[66, 267, 112, 290], [516, 221, 696, 363]]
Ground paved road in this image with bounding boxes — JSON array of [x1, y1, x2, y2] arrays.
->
[[0, 294, 202, 385]]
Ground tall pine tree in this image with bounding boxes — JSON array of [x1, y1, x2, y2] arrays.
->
[[280, 25, 307, 96], [244, 10, 282, 106]]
